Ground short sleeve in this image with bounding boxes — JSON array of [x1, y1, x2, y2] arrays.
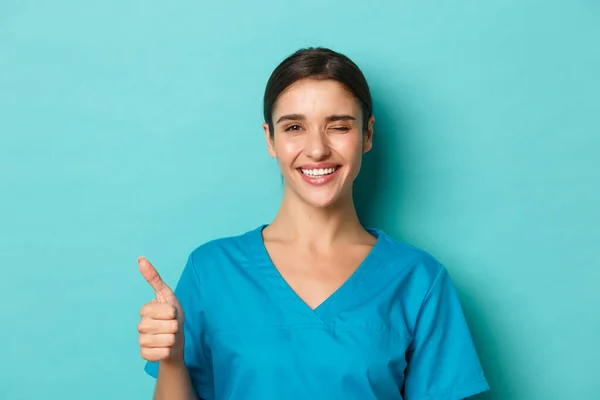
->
[[403, 266, 490, 400], [144, 253, 214, 400]]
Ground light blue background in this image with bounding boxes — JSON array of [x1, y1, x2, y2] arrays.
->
[[1, 1, 598, 399]]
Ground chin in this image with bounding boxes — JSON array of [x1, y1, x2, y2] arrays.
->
[[299, 190, 346, 209]]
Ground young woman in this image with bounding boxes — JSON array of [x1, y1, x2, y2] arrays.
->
[[137, 47, 490, 400]]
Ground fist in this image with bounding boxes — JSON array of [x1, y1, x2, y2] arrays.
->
[[137, 257, 184, 362]]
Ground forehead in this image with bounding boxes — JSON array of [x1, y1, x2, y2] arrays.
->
[[273, 79, 360, 117]]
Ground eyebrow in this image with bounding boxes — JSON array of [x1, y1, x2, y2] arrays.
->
[[275, 114, 356, 124]]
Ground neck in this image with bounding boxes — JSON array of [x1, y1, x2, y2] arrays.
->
[[266, 187, 367, 247]]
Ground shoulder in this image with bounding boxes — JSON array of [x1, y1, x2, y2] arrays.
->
[[182, 225, 264, 278], [188, 226, 258, 262], [374, 228, 448, 293], [377, 230, 446, 284]]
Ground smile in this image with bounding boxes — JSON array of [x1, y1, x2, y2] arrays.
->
[[300, 167, 339, 177], [296, 165, 341, 186]]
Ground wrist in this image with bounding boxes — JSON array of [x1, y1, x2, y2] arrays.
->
[[161, 353, 185, 369]]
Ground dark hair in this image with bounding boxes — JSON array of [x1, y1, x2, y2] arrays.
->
[[263, 47, 372, 137]]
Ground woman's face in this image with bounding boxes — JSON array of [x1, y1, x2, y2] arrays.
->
[[263, 78, 374, 209]]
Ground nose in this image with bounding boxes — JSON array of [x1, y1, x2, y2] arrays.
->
[[304, 129, 331, 160]]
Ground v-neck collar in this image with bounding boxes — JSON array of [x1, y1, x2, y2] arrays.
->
[[247, 224, 387, 323]]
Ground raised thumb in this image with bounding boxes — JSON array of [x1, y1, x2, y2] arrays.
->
[[138, 256, 174, 303]]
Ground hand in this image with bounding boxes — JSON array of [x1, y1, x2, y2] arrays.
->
[[137, 257, 184, 363]]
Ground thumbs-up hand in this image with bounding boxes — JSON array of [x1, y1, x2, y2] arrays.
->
[[137, 257, 184, 363]]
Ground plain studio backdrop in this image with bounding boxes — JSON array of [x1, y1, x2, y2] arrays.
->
[[1, 1, 598, 399]]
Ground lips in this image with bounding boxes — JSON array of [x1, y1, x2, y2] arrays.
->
[[296, 164, 341, 186], [300, 166, 338, 177]]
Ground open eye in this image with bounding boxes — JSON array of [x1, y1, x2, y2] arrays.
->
[[284, 124, 302, 132]]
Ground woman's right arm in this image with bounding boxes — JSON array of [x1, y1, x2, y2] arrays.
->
[[138, 256, 200, 400], [153, 357, 198, 400]]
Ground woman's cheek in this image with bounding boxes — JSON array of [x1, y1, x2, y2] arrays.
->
[[278, 139, 303, 159], [332, 134, 363, 159]]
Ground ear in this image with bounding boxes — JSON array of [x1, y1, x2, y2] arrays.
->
[[362, 116, 375, 153], [263, 122, 277, 158]]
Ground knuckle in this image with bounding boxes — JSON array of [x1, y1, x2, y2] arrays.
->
[[140, 348, 152, 361], [138, 334, 150, 347], [140, 302, 153, 316], [171, 320, 179, 333], [143, 349, 157, 362]]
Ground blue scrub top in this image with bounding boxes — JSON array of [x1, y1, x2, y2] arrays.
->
[[145, 225, 489, 400]]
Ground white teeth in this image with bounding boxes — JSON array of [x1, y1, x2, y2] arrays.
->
[[301, 167, 337, 177]]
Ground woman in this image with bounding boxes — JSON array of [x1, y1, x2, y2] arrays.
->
[[137, 47, 490, 400]]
